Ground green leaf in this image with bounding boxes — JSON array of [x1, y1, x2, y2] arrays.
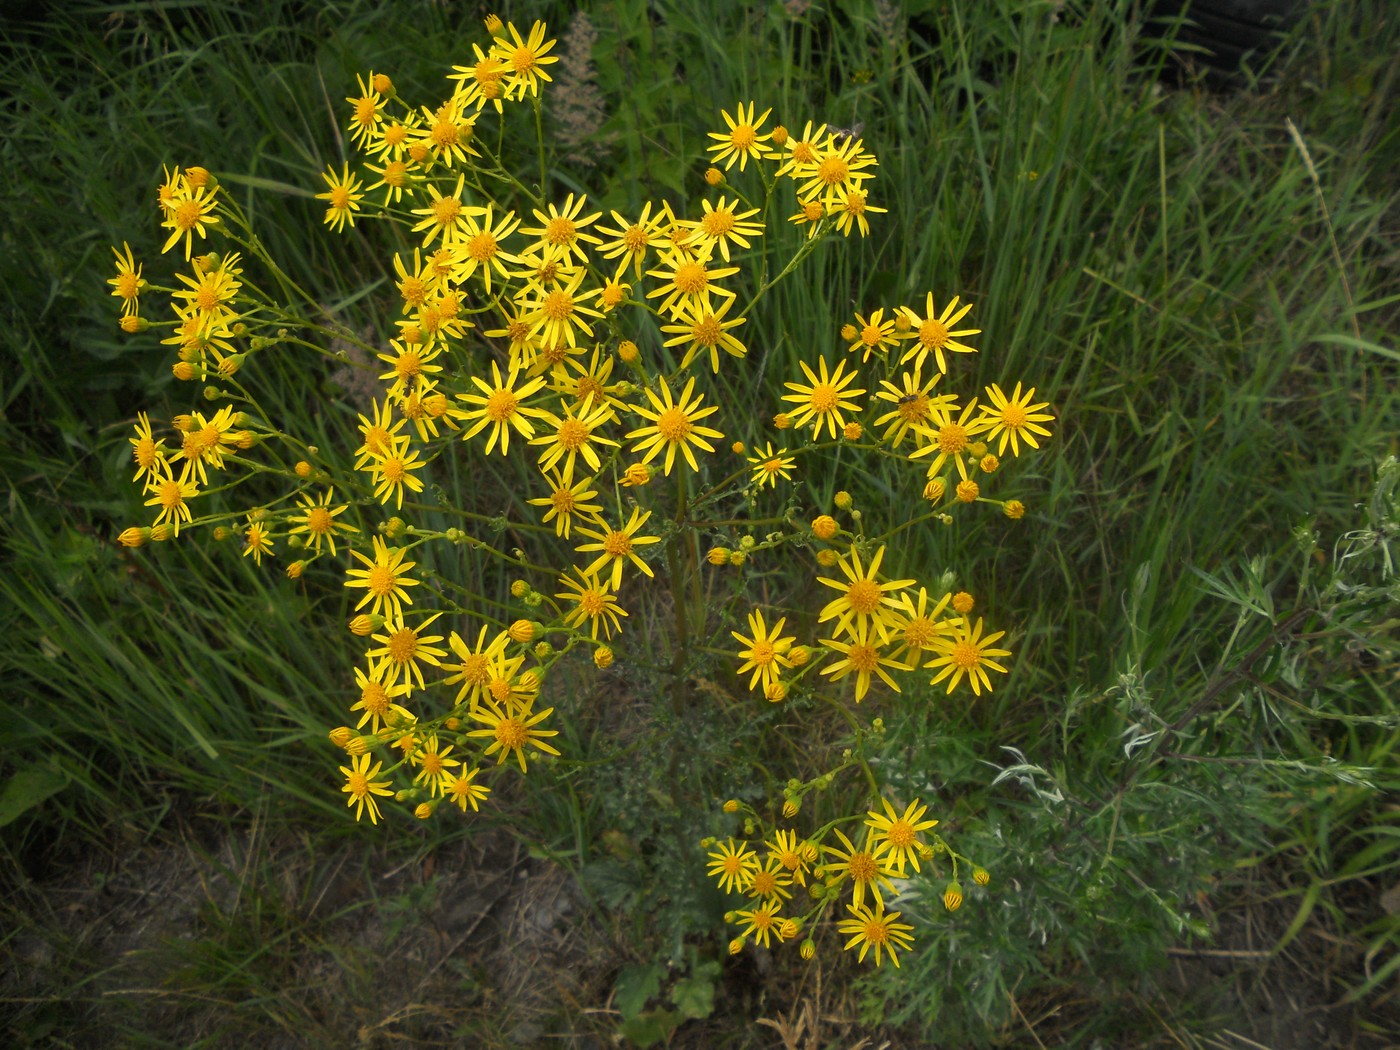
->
[[619, 1009, 682, 1048], [613, 962, 664, 1022], [670, 970, 715, 1019], [0, 762, 69, 827]]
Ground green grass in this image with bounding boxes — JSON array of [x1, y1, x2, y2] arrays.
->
[[2, 1, 1397, 1046]]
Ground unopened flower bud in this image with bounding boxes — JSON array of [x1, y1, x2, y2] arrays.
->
[[346, 734, 370, 756], [216, 354, 242, 377], [704, 166, 723, 186], [842, 421, 863, 440], [508, 619, 536, 643], [593, 646, 614, 669], [840, 323, 858, 342], [484, 13, 504, 33], [118, 526, 148, 548], [782, 799, 800, 819], [510, 579, 530, 598], [234, 430, 257, 449], [979, 453, 999, 474], [731, 440, 745, 454], [414, 803, 433, 820], [621, 462, 651, 486], [973, 867, 990, 886], [955, 479, 979, 503], [799, 939, 815, 959], [923, 478, 945, 503], [172, 361, 196, 381], [816, 548, 838, 567], [533, 641, 553, 659], [119, 314, 148, 333], [943, 881, 964, 911], [811, 515, 837, 540], [707, 546, 731, 565], [328, 726, 353, 748], [833, 491, 852, 510], [617, 339, 639, 363], [771, 124, 790, 146], [788, 645, 810, 667], [952, 591, 974, 614], [728, 938, 744, 955], [728, 550, 746, 567], [294, 460, 312, 478], [383, 517, 406, 538], [149, 524, 173, 542], [286, 561, 305, 579], [773, 412, 792, 430], [765, 681, 786, 702], [371, 71, 393, 95], [1004, 499, 1025, 520], [349, 614, 380, 636], [722, 798, 740, 813]]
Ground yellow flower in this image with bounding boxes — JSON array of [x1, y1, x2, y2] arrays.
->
[[837, 899, 915, 968], [863, 798, 939, 875], [457, 360, 548, 455], [521, 267, 604, 350], [349, 663, 412, 733], [780, 357, 866, 440], [520, 192, 603, 266], [595, 203, 670, 280], [413, 96, 480, 168], [872, 367, 952, 449], [288, 488, 356, 557], [927, 616, 1011, 695], [734, 901, 784, 948], [706, 101, 773, 172], [909, 396, 989, 481], [898, 294, 979, 374], [979, 382, 1055, 457], [452, 205, 522, 294], [449, 43, 509, 112], [886, 586, 952, 669], [530, 398, 619, 481], [746, 442, 795, 489], [364, 434, 427, 509], [107, 242, 146, 317], [366, 612, 447, 694], [832, 184, 886, 237], [467, 697, 562, 772], [128, 411, 166, 484], [343, 535, 419, 621], [317, 162, 364, 233], [161, 179, 221, 259], [660, 298, 748, 373], [339, 752, 395, 825], [345, 72, 384, 147], [409, 733, 463, 797], [731, 608, 796, 694], [528, 468, 604, 537], [765, 829, 812, 887], [411, 173, 483, 247], [819, 827, 897, 910], [818, 622, 911, 702], [847, 308, 898, 362], [645, 246, 739, 319], [625, 376, 724, 476], [690, 194, 764, 262], [815, 545, 915, 643], [706, 838, 759, 894], [242, 517, 274, 566], [574, 507, 660, 589], [442, 624, 513, 708], [491, 19, 559, 100], [143, 462, 198, 535], [444, 767, 492, 812], [555, 568, 628, 640]]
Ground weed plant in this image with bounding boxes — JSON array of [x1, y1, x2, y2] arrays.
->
[[1, 2, 1396, 1047]]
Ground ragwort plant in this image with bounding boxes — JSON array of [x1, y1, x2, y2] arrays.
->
[[104, 15, 1055, 973]]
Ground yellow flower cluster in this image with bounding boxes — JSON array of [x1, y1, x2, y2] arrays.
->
[[707, 797, 989, 967], [103, 13, 1057, 971]]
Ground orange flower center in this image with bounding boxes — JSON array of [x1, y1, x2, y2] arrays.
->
[[846, 579, 882, 615]]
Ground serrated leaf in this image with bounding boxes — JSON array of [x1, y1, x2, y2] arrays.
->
[[670, 972, 715, 1019], [619, 1008, 682, 1048]]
